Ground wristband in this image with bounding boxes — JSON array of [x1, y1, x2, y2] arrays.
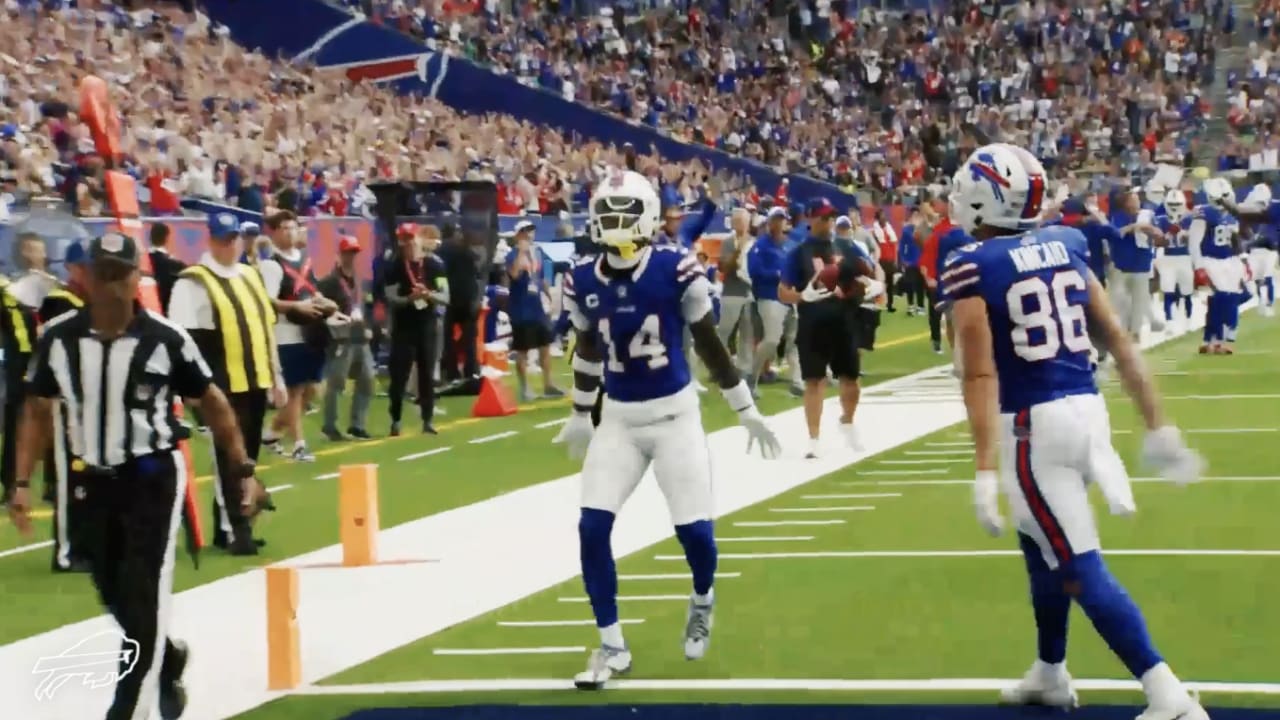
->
[[720, 380, 754, 414], [572, 355, 603, 376]]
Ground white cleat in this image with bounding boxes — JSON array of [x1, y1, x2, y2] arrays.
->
[[1262, 305, 1276, 318], [1000, 661, 1079, 708], [683, 593, 714, 660], [573, 644, 632, 690], [1136, 695, 1211, 720], [838, 421, 865, 452]]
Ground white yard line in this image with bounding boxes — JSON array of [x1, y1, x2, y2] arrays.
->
[[654, 549, 1280, 561], [768, 506, 875, 513], [879, 459, 959, 466], [433, 646, 584, 656], [846, 476, 1280, 487], [617, 572, 742, 581], [397, 447, 452, 462], [314, 472, 340, 480], [292, 677, 1280, 695], [905, 450, 973, 457], [800, 493, 902, 500], [1110, 428, 1277, 435], [534, 418, 568, 429], [861, 469, 948, 476], [1166, 394, 1280, 400], [717, 536, 814, 543], [926, 441, 973, 447], [734, 520, 846, 527], [469, 431, 519, 444], [557, 595, 688, 603], [497, 619, 645, 628], [0, 540, 53, 559], [265, 484, 294, 493]]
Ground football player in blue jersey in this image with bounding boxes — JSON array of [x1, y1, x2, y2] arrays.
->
[[942, 144, 1207, 720], [1218, 183, 1278, 318], [1155, 190, 1196, 326], [1192, 178, 1249, 354], [553, 170, 782, 690]]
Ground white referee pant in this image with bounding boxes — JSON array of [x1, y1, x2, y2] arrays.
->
[[717, 293, 755, 373]]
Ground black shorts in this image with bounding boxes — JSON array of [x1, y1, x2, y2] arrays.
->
[[796, 309, 861, 381], [511, 320, 553, 352], [855, 307, 880, 351]]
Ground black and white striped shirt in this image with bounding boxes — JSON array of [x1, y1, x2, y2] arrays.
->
[[25, 306, 214, 468]]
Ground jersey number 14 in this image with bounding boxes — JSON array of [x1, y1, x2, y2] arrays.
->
[[1007, 269, 1091, 362], [599, 314, 669, 372]]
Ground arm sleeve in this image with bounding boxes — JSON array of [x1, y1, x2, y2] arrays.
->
[[24, 333, 60, 398], [561, 266, 592, 331], [1187, 217, 1207, 266], [939, 248, 983, 304], [171, 326, 215, 399], [677, 252, 714, 323]]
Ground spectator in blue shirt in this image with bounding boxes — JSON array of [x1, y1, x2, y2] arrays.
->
[[504, 221, 565, 403], [897, 209, 926, 314], [746, 206, 795, 392]]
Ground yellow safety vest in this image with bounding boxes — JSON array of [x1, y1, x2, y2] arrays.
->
[[180, 263, 277, 393], [0, 278, 32, 354]]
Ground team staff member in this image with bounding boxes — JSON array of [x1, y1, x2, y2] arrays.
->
[[38, 242, 90, 572], [746, 207, 794, 394], [921, 207, 965, 355], [317, 235, 375, 441], [260, 211, 335, 462], [148, 222, 186, 315], [837, 216, 886, 353], [506, 221, 565, 403], [8, 231, 257, 720], [437, 224, 482, 383], [385, 222, 448, 436], [869, 209, 898, 312], [1107, 188, 1166, 339], [0, 271, 36, 503], [897, 209, 926, 315], [716, 207, 756, 374], [778, 198, 880, 459], [169, 213, 284, 555]]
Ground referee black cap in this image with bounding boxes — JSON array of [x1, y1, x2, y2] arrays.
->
[[89, 231, 140, 268]]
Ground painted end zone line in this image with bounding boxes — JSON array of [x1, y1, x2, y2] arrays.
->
[[292, 677, 1280, 696], [433, 646, 584, 656], [654, 549, 1280, 561], [398, 446, 452, 462]]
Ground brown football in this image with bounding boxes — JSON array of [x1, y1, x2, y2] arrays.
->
[[815, 258, 876, 298]]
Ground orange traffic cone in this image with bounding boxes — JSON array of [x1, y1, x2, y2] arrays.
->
[[472, 376, 518, 417]]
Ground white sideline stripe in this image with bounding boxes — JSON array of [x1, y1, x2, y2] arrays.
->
[[558, 595, 687, 603], [735, 520, 846, 527], [398, 447, 452, 462], [926, 441, 973, 447], [849, 476, 1280, 487], [497, 620, 645, 628], [717, 536, 814, 543], [617, 572, 742, 580], [291, 677, 1280, 695], [265, 484, 293, 493], [800, 493, 902, 499], [879, 459, 957, 466], [433, 646, 584, 656], [1113, 428, 1278, 435], [904, 450, 973, 457], [862, 469, 947, 476], [653, 549, 1280, 561], [469, 431, 519, 444], [1166, 393, 1280, 400], [315, 472, 340, 480], [0, 540, 53, 559], [535, 418, 568, 429], [769, 506, 875, 513]]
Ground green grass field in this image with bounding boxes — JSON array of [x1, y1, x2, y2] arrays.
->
[[4, 310, 1278, 720]]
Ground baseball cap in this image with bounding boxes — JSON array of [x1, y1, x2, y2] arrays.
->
[[835, 215, 853, 229], [240, 221, 261, 236], [208, 212, 240, 239], [766, 206, 789, 221], [513, 220, 536, 235], [1060, 197, 1087, 220], [396, 222, 418, 239], [89, 232, 140, 268], [806, 197, 838, 219], [338, 235, 362, 254], [64, 241, 89, 266]]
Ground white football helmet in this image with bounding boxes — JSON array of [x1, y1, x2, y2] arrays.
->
[[1163, 189, 1190, 223], [1202, 176, 1234, 208], [949, 143, 1047, 234], [1239, 183, 1273, 214], [588, 169, 660, 263]]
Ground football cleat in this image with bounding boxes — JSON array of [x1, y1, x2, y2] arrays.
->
[[574, 645, 632, 690], [683, 593, 715, 660], [1136, 693, 1210, 720], [999, 661, 1079, 709]]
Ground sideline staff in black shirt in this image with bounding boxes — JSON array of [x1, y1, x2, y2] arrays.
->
[[384, 223, 448, 435], [7, 232, 257, 720]]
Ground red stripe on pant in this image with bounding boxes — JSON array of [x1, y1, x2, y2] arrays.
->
[[1014, 408, 1073, 565]]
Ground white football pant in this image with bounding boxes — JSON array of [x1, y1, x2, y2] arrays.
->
[[1155, 254, 1194, 296], [1248, 248, 1278, 282]]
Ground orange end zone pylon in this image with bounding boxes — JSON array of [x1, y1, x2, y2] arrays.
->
[[79, 75, 204, 561]]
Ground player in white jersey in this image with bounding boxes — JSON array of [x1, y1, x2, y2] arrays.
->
[[553, 170, 781, 690], [943, 144, 1208, 720]]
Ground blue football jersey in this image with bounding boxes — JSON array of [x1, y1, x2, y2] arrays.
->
[[563, 246, 712, 403], [1255, 201, 1280, 250], [1157, 213, 1190, 256], [1184, 205, 1237, 260], [940, 225, 1098, 413]]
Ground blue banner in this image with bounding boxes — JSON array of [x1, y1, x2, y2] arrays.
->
[[200, 0, 857, 211]]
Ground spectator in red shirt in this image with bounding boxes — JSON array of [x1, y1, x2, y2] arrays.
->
[[146, 170, 181, 216]]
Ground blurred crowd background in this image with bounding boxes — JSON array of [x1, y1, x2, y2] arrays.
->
[[0, 0, 1275, 226]]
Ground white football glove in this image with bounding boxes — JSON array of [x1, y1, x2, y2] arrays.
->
[[858, 277, 886, 300], [1142, 426, 1204, 486], [972, 470, 1004, 537], [552, 412, 594, 461], [800, 278, 833, 303], [740, 407, 782, 459]]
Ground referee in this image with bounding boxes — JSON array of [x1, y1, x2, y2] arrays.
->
[[7, 232, 257, 720]]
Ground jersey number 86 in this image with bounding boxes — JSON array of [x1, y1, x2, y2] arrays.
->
[[1007, 269, 1091, 362]]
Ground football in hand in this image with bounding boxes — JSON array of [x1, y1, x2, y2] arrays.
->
[[815, 258, 876, 298]]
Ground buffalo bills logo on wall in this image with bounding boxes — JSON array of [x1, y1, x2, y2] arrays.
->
[[338, 53, 449, 97]]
